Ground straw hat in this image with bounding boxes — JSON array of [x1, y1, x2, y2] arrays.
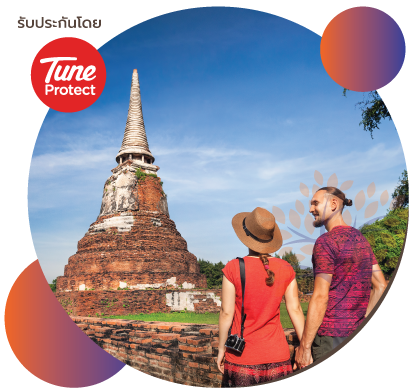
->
[[232, 207, 283, 253]]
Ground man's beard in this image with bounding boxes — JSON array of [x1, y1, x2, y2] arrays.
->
[[313, 214, 324, 227]]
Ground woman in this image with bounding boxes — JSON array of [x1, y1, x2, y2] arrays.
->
[[217, 207, 307, 387]]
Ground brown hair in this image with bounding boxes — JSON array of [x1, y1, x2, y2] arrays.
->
[[317, 186, 353, 207], [259, 253, 275, 286]]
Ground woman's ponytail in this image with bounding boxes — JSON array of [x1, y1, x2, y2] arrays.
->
[[259, 253, 275, 286]]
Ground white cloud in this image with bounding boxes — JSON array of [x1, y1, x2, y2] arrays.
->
[[30, 147, 117, 177], [257, 144, 404, 183], [256, 190, 304, 206]]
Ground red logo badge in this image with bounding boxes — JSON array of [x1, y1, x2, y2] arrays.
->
[[31, 37, 106, 112]]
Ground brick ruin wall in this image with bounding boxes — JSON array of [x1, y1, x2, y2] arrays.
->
[[56, 289, 223, 317], [73, 317, 299, 387], [57, 165, 207, 292]]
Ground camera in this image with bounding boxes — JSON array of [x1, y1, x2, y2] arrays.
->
[[225, 334, 246, 354]]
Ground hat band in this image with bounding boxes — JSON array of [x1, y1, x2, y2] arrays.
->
[[242, 218, 272, 243]]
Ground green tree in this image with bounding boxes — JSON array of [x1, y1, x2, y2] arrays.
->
[[391, 170, 409, 209], [302, 268, 314, 291], [278, 251, 301, 275], [343, 89, 391, 139], [198, 258, 225, 288], [361, 207, 408, 276], [275, 251, 314, 293], [49, 278, 57, 293]]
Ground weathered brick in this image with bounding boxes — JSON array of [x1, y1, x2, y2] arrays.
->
[[151, 342, 174, 350], [112, 335, 127, 341], [90, 325, 107, 331], [186, 336, 210, 346], [148, 366, 163, 374], [77, 324, 88, 330], [161, 368, 172, 376], [130, 337, 152, 344], [155, 333, 179, 341], [134, 357, 149, 364], [157, 325, 173, 331], [146, 353, 160, 361], [131, 350, 145, 357], [112, 329, 130, 335], [117, 352, 128, 360], [179, 345, 208, 353], [158, 361, 172, 369], [199, 328, 218, 336], [172, 326, 189, 332]]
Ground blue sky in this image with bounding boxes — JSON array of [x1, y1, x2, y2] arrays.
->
[[28, 7, 406, 282]]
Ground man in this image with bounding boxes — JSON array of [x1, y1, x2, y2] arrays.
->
[[295, 187, 387, 368]]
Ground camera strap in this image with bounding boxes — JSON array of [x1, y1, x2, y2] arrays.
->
[[238, 257, 246, 339], [227, 257, 246, 338]]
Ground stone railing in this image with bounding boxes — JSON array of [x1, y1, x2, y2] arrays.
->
[[73, 317, 299, 387]]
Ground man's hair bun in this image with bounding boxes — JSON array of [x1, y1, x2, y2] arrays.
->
[[343, 199, 353, 207]]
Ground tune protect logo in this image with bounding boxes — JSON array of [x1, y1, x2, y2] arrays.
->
[[31, 37, 106, 112]]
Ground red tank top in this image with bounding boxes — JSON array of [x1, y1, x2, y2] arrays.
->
[[222, 256, 295, 365]]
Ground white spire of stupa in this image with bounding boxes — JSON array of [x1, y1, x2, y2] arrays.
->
[[116, 69, 155, 164]]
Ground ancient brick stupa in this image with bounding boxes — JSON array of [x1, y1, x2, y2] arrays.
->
[[57, 69, 207, 292]]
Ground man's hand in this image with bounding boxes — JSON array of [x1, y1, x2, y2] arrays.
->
[[295, 273, 331, 369], [294, 345, 313, 369]]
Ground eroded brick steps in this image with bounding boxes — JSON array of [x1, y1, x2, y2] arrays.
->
[[73, 317, 299, 387]]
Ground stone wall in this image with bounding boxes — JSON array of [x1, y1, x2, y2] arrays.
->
[[73, 317, 299, 387], [56, 289, 222, 317]]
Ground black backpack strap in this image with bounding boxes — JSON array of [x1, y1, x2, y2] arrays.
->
[[237, 257, 246, 339]]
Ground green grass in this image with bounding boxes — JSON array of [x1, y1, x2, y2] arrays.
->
[[102, 303, 309, 328], [280, 302, 309, 328], [103, 311, 219, 324]]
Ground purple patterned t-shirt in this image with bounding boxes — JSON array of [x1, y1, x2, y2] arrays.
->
[[312, 225, 377, 337]]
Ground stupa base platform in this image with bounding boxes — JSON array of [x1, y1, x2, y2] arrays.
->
[[55, 288, 222, 317], [57, 271, 207, 291]]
